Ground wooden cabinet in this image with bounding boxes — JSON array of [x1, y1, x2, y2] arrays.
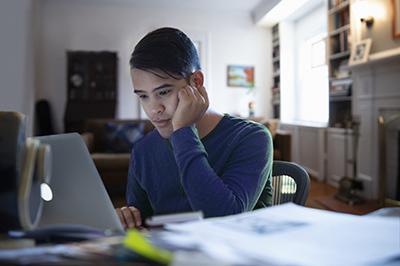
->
[[64, 51, 118, 132]]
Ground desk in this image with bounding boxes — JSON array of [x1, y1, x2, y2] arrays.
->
[[1, 205, 399, 266]]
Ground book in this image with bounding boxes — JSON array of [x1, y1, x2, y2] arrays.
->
[[145, 211, 204, 227]]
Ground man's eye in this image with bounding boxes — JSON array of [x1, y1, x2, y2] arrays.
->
[[159, 89, 171, 96], [138, 95, 148, 99]]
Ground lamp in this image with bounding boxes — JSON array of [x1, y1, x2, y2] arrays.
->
[[360, 16, 374, 28], [354, 0, 374, 28]]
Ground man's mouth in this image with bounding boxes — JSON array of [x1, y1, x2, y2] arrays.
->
[[152, 119, 171, 128]]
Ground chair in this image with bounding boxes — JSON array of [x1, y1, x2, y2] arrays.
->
[[271, 160, 310, 206]]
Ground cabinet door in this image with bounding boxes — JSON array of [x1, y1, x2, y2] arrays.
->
[[326, 128, 353, 187]]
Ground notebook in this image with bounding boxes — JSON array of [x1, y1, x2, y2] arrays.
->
[[35, 133, 124, 234]]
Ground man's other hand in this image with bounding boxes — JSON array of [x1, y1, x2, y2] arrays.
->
[[115, 206, 142, 229]]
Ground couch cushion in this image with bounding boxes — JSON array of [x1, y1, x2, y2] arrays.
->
[[84, 119, 154, 152], [104, 122, 144, 153]]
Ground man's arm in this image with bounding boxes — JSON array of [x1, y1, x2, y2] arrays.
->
[[117, 152, 153, 229], [170, 126, 273, 217]]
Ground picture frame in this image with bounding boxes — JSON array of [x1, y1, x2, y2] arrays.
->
[[393, 0, 400, 39], [227, 65, 255, 88], [349, 39, 372, 66]]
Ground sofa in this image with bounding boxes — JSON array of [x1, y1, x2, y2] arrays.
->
[[81, 117, 291, 202], [81, 119, 154, 199]]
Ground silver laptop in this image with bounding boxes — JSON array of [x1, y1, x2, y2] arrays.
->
[[36, 133, 124, 234]]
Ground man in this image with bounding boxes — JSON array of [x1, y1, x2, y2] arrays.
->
[[116, 27, 273, 229]]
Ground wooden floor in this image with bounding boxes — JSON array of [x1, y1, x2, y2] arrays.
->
[[306, 178, 381, 215]]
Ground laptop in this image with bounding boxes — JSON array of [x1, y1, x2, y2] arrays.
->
[[35, 133, 124, 234]]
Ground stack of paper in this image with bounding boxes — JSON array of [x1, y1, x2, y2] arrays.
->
[[161, 203, 400, 266]]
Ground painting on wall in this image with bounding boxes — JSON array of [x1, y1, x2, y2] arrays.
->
[[227, 65, 255, 88], [393, 0, 400, 38]]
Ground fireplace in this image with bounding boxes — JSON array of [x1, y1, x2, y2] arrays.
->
[[378, 109, 400, 205]]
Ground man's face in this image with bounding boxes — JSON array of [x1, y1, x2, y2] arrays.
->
[[131, 68, 187, 138]]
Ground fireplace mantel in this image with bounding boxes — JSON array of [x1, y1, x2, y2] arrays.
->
[[351, 53, 400, 200], [350, 47, 400, 70]]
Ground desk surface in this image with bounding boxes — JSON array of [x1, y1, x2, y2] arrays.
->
[[1, 205, 399, 266]]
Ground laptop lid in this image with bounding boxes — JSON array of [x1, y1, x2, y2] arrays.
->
[[35, 133, 124, 233]]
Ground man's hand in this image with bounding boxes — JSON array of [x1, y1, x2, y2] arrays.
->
[[115, 206, 142, 229], [172, 84, 209, 131]]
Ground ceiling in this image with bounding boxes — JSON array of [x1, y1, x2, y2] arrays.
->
[[85, 0, 265, 12]]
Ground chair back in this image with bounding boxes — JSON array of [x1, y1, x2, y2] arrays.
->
[[271, 161, 310, 206]]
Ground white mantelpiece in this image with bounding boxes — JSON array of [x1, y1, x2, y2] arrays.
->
[[351, 51, 400, 199]]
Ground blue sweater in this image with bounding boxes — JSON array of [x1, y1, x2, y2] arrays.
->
[[126, 114, 273, 219]]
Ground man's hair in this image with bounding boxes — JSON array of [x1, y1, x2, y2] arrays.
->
[[130, 27, 201, 79]]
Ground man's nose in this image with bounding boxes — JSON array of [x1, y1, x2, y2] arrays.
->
[[149, 99, 165, 115]]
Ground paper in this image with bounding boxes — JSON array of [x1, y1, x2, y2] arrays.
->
[[163, 203, 400, 266]]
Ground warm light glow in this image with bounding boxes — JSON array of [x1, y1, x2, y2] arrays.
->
[[40, 183, 53, 201], [352, 0, 386, 22], [258, 0, 310, 26]]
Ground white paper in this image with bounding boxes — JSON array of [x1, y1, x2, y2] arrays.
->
[[164, 203, 400, 266]]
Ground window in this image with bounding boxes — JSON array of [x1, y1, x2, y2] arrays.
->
[[297, 34, 328, 125], [280, 3, 328, 127]]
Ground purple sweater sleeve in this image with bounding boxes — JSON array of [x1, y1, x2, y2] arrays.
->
[[170, 126, 272, 217]]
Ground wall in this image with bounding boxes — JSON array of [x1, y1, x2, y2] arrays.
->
[[0, 0, 35, 135], [352, 0, 400, 53], [36, 0, 271, 132]]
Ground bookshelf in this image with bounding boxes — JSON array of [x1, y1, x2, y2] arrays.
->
[[271, 24, 280, 119], [328, 0, 352, 128]]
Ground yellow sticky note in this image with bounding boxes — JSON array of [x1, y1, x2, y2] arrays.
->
[[123, 229, 172, 264]]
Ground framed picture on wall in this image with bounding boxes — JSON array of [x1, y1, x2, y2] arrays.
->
[[227, 65, 255, 88], [349, 39, 372, 66], [393, 0, 400, 38]]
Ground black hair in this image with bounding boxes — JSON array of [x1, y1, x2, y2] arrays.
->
[[129, 27, 201, 79]]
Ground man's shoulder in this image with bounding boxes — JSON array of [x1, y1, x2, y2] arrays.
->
[[223, 115, 270, 136], [208, 115, 271, 149]]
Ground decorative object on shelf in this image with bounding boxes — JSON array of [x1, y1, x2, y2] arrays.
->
[[248, 101, 255, 118], [330, 78, 352, 97], [349, 38, 372, 66], [393, 0, 400, 38], [227, 65, 255, 88]]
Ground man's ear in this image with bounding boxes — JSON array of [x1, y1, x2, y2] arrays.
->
[[190, 71, 204, 88]]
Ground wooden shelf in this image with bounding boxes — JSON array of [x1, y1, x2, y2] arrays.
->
[[329, 24, 350, 36], [329, 50, 350, 60], [329, 96, 352, 102], [328, 0, 350, 15], [327, 0, 352, 129], [330, 76, 351, 82]]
